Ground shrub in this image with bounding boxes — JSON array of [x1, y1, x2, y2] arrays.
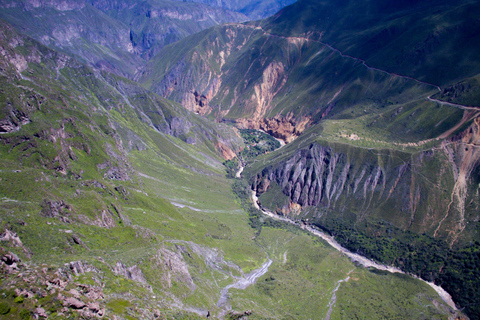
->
[[19, 309, 31, 320], [0, 302, 11, 314]]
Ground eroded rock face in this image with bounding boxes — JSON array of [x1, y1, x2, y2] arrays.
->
[[2, 251, 20, 262], [234, 112, 311, 143], [0, 230, 26, 252], [68, 261, 98, 276], [150, 47, 311, 143], [252, 144, 386, 208], [154, 246, 195, 292], [64, 296, 86, 309], [249, 61, 287, 121], [215, 141, 236, 160], [435, 116, 480, 242], [113, 261, 148, 285], [192, 91, 212, 115], [251, 133, 480, 241], [0, 112, 30, 133], [40, 199, 72, 218]]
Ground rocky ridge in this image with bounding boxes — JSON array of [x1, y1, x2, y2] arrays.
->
[[0, 0, 249, 79], [252, 116, 480, 244], [88, 0, 248, 60], [168, 0, 298, 20], [0, 248, 106, 319]]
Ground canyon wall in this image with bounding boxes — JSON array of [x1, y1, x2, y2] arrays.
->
[[251, 118, 480, 244]]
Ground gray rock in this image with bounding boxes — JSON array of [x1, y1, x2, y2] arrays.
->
[[113, 261, 148, 285], [2, 251, 20, 265], [64, 297, 86, 309], [35, 307, 47, 318]]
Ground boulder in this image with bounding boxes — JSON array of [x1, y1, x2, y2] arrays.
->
[[64, 297, 86, 309]]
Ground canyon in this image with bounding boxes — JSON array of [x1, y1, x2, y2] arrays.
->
[[1, 0, 480, 318]]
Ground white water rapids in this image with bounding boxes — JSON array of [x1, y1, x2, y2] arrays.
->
[[235, 165, 244, 178], [251, 191, 458, 310]]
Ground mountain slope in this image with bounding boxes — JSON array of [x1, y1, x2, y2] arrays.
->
[[138, 0, 480, 317], [0, 0, 247, 78], [87, 0, 248, 60], [263, 0, 480, 86], [0, 17, 463, 320], [169, 0, 298, 20], [140, 22, 438, 143], [0, 0, 141, 78], [141, 0, 480, 131], [140, 0, 480, 148]]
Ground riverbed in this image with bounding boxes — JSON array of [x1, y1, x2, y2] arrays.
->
[[251, 191, 457, 310]]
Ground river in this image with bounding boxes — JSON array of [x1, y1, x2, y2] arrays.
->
[[251, 191, 458, 310], [235, 165, 244, 178]]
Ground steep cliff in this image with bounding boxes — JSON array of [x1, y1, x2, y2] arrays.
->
[[0, 0, 248, 78], [142, 0, 480, 145], [169, 0, 298, 20], [0, 0, 480, 319], [247, 116, 480, 317], [252, 118, 480, 244], [88, 0, 247, 60], [142, 22, 435, 143]]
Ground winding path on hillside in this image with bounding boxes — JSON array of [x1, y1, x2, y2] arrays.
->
[[229, 23, 479, 151], [232, 23, 480, 113], [228, 23, 442, 91], [427, 96, 479, 111], [225, 24, 475, 316]]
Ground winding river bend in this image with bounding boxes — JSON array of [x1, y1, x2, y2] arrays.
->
[[251, 191, 458, 310]]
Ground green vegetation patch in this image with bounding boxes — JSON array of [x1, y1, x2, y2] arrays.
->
[[313, 217, 480, 318]]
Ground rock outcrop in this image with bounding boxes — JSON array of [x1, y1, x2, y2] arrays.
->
[[154, 246, 196, 292], [252, 144, 387, 208], [234, 113, 311, 143], [252, 124, 480, 242], [113, 261, 148, 285], [40, 199, 72, 218], [0, 251, 106, 318], [215, 141, 237, 160]]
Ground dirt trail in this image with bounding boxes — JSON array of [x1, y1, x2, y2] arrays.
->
[[228, 24, 442, 92], [427, 96, 479, 111]]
